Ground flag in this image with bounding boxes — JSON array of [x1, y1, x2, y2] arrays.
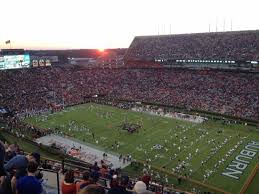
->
[[5, 40, 10, 44]]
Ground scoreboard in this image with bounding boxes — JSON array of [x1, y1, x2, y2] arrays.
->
[[0, 54, 30, 70], [30, 56, 57, 67], [0, 54, 58, 70], [32, 59, 51, 67]]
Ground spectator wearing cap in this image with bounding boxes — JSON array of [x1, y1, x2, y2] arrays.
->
[[108, 175, 132, 194], [16, 160, 42, 194], [79, 184, 105, 194], [4, 152, 41, 174], [133, 181, 154, 194], [62, 169, 76, 194]]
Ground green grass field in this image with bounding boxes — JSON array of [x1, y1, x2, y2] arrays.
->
[[244, 170, 259, 194], [23, 103, 259, 194]]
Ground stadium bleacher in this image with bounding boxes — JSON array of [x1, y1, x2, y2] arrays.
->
[[0, 66, 258, 121], [125, 30, 259, 62], [0, 30, 259, 194]]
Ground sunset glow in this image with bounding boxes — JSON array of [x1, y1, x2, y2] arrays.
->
[[0, 0, 258, 49]]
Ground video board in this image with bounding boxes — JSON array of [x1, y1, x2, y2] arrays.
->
[[31, 56, 57, 67], [32, 59, 51, 67], [0, 54, 30, 70], [0, 56, 4, 69]]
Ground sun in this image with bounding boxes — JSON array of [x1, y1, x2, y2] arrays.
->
[[98, 48, 105, 52]]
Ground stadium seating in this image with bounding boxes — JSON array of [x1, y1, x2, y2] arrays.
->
[[0, 139, 189, 194], [125, 30, 259, 62], [0, 66, 258, 120]]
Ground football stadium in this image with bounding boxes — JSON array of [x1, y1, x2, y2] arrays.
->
[[0, 1, 259, 194], [1, 30, 258, 194]]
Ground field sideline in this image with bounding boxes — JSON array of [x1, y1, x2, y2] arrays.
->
[[24, 103, 259, 194]]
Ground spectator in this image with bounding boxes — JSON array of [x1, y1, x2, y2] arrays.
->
[[91, 162, 100, 172], [4, 152, 40, 192], [16, 160, 42, 194], [99, 165, 108, 178], [89, 171, 100, 185], [133, 181, 153, 194], [109, 174, 118, 188], [4, 152, 40, 173], [0, 140, 6, 194], [0, 140, 6, 176], [79, 170, 100, 191], [108, 175, 132, 194], [0, 64, 258, 122], [76, 171, 90, 193], [125, 31, 259, 61], [62, 170, 76, 194], [79, 184, 105, 194], [141, 170, 151, 189]]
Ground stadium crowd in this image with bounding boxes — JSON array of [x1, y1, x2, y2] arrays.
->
[[1, 27, 258, 194], [0, 139, 180, 194], [0, 140, 43, 194], [125, 30, 259, 61], [0, 66, 258, 121]]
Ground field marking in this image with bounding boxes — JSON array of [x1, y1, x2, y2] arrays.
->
[[191, 134, 242, 174], [127, 125, 196, 164], [24, 103, 259, 194], [159, 131, 214, 171], [136, 158, 231, 194]]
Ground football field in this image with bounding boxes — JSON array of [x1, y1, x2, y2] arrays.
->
[[24, 103, 259, 193]]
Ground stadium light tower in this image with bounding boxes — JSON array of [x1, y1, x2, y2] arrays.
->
[[223, 18, 226, 31], [216, 17, 218, 32]]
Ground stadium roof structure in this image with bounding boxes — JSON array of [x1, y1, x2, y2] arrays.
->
[[0, 49, 25, 56]]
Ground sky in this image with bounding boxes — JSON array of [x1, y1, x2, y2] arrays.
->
[[0, 0, 259, 50]]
